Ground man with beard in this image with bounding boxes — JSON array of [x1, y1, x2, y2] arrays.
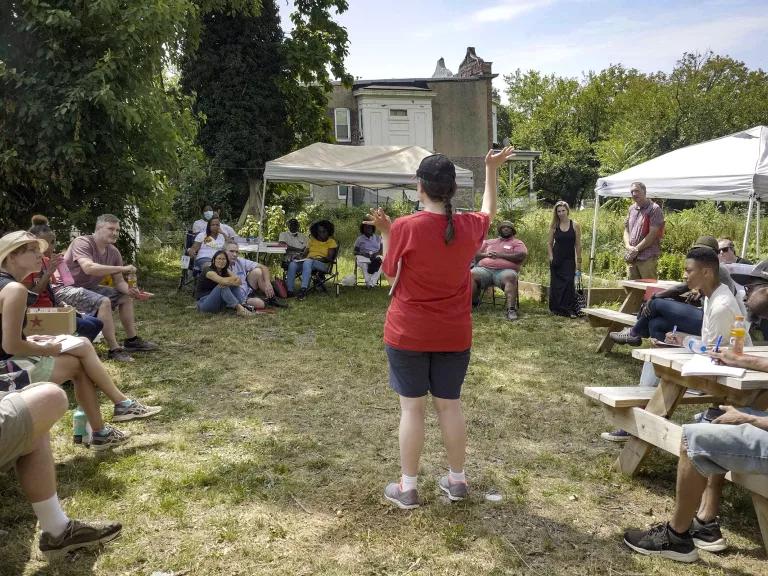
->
[[623, 260, 768, 562], [471, 221, 527, 320]]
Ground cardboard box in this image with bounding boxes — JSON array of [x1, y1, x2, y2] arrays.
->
[[25, 307, 77, 337]]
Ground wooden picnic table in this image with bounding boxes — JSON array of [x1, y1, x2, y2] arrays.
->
[[608, 346, 768, 551], [585, 280, 680, 353]]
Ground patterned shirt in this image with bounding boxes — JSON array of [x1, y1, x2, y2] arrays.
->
[[625, 201, 664, 261]]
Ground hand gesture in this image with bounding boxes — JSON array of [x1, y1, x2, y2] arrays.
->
[[128, 286, 141, 298], [123, 264, 137, 275], [485, 146, 516, 170], [713, 405, 755, 426], [43, 342, 62, 356], [488, 250, 498, 258], [665, 331, 684, 346], [46, 253, 63, 275], [364, 208, 392, 234]]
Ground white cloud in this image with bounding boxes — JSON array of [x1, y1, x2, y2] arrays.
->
[[471, 0, 554, 23]]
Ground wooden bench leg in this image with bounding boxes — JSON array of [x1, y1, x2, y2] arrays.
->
[[753, 494, 768, 556], [596, 322, 622, 353], [616, 377, 685, 475]]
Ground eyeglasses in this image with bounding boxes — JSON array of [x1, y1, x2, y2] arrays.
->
[[717, 246, 732, 254]]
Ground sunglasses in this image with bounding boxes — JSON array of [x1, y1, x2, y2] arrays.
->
[[717, 246, 732, 254]]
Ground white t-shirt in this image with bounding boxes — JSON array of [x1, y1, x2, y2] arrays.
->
[[192, 219, 236, 239], [279, 231, 309, 251], [701, 283, 752, 346], [194, 232, 226, 261]]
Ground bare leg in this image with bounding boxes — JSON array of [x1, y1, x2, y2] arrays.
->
[[58, 339, 128, 404], [697, 475, 726, 522], [398, 395, 427, 477], [50, 354, 107, 430], [17, 384, 68, 442], [245, 297, 265, 309], [117, 295, 137, 339], [97, 299, 120, 349], [257, 264, 274, 298], [432, 396, 467, 473], [670, 450, 709, 533]]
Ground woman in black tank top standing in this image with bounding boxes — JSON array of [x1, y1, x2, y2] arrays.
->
[[547, 201, 582, 318]]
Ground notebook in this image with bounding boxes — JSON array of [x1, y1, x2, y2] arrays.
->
[[680, 354, 745, 378]]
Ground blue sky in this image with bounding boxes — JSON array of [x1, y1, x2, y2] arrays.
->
[[277, 0, 768, 101]]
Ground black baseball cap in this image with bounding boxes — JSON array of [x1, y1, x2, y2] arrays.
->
[[416, 154, 455, 184], [731, 260, 768, 286]]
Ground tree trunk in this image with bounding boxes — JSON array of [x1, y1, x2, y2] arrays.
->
[[238, 176, 264, 229]]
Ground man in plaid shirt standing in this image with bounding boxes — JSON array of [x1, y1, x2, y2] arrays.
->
[[623, 181, 664, 279]]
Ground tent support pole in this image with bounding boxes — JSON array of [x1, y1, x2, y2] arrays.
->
[[757, 200, 761, 258], [742, 194, 755, 260], [587, 194, 601, 307]]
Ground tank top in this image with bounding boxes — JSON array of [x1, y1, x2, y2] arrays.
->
[[553, 220, 576, 262]]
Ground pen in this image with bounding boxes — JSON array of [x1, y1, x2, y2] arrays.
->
[[671, 325, 677, 336], [714, 335, 723, 352]]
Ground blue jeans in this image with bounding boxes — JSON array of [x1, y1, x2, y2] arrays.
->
[[196, 286, 242, 312], [633, 298, 703, 341], [286, 259, 328, 291], [75, 314, 103, 342]]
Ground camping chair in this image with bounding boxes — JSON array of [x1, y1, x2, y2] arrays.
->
[[353, 255, 383, 287], [307, 246, 340, 297], [177, 231, 200, 292]]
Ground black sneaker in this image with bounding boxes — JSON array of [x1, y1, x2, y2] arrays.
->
[[123, 337, 158, 352], [266, 297, 288, 308], [609, 327, 642, 346], [690, 517, 728, 552], [297, 288, 307, 301], [39, 519, 122, 559], [623, 523, 699, 563]]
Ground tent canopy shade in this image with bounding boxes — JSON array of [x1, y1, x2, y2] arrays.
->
[[263, 142, 475, 190], [594, 125, 768, 202]]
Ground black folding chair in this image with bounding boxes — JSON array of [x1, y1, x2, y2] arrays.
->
[[307, 245, 340, 297], [177, 231, 200, 292]]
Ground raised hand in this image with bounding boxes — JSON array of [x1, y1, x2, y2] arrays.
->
[[485, 146, 516, 171], [364, 208, 392, 234]]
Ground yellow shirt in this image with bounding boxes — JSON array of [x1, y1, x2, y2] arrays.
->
[[307, 237, 338, 260]]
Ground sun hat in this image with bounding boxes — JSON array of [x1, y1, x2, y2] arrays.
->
[[0, 231, 48, 266], [731, 260, 768, 286], [416, 154, 455, 184], [690, 235, 718, 252]]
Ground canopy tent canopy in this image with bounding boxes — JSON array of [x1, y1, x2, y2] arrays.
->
[[587, 125, 768, 304], [594, 125, 768, 202], [263, 142, 475, 190]]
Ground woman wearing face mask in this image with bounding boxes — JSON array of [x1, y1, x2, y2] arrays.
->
[[192, 205, 215, 235], [547, 200, 582, 318]]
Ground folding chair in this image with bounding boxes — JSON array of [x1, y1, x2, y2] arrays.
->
[[307, 245, 340, 297], [353, 256, 383, 287], [177, 231, 200, 292]]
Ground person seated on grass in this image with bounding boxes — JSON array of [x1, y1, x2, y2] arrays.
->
[[602, 245, 752, 442], [195, 250, 257, 316], [187, 214, 228, 269], [470, 220, 527, 321], [610, 236, 742, 347], [192, 203, 236, 239], [26, 215, 103, 342], [1, 231, 161, 451], [224, 242, 286, 309], [1, 383, 122, 559], [279, 218, 309, 267], [354, 223, 383, 288], [52, 214, 158, 363], [285, 219, 338, 300], [623, 276, 768, 563]]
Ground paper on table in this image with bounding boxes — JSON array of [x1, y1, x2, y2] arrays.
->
[[52, 334, 85, 353], [680, 354, 745, 378]]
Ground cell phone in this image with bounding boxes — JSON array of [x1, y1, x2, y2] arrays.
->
[[702, 408, 725, 422]]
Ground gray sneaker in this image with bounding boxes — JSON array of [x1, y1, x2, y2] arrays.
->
[[107, 347, 134, 363], [609, 327, 642, 346], [90, 425, 130, 452], [112, 399, 162, 422], [384, 482, 419, 510], [39, 519, 122, 559], [439, 476, 469, 501], [506, 307, 518, 321]]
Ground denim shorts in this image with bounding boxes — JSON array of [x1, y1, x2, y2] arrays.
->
[[55, 285, 122, 315], [683, 408, 768, 476], [472, 266, 518, 290], [385, 345, 471, 400]]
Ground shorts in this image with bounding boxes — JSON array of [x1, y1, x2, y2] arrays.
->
[[0, 355, 55, 392], [385, 345, 470, 400], [55, 285, 122, 316], [682, 408, 768, 476], [472, 266, 518, 290], [0, 391, 34, 472]]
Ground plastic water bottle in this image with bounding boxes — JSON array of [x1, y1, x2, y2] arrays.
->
[[684, 336, 707, 353], [729, 315, 746, 355], [72, 407, 86, 444]]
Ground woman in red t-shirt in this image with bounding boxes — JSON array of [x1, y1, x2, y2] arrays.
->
[[367, 147, 515, 509]]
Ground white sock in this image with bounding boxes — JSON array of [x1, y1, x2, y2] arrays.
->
[[449, 469, 466, 484], [401, 473, 418, 492], [31, 494, 70, 536]]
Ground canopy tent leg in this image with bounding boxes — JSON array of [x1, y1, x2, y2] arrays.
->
[[742, 194, 755, 260], [757, 200, 761, 258], [587, 194, 601, 307], [528, 160, 534, 203]]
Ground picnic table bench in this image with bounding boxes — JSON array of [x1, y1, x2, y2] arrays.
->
[[584, 346, 768, 553], [584, 279, 680, 353]]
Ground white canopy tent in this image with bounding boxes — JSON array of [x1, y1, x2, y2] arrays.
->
[[587, 125, 768, 303], [254, 143, 475, 230]]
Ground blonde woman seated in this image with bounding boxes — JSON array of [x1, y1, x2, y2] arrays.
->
[[0, 231, 161, 451], [195, 250, 261, 316]]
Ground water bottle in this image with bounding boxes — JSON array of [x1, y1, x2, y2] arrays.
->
[[72, 407, 87, 444], [729, 315, 746, 355], [683, 335, 707, 353], [126, 271, 138, 289]]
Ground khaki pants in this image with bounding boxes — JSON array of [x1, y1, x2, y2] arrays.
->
[[627, 257, 658, 280]]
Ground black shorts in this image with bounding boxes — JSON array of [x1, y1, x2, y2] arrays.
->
[[385, 345, 471, 400]]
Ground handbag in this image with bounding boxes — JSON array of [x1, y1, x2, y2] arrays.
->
[[575, 275, 587, 311]]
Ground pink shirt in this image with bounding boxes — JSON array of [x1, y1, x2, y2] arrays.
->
[[64, 236, 123, 290], [477, 237, 527, 271]]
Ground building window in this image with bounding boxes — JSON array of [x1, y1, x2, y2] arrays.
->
[[338, 185, 350, 200], [390, 109, 408, 118], [358, 109, 364, 141], [334, 108, 351, 142]]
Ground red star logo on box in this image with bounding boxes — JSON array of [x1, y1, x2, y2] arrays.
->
[[30, 316, 42, 327]]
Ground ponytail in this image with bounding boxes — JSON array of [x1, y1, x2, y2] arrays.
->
[[444, 197, 455, 244], [419, 178, 458, 245]]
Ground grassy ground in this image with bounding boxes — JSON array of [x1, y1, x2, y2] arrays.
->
[[1, 253, 766, 576]]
